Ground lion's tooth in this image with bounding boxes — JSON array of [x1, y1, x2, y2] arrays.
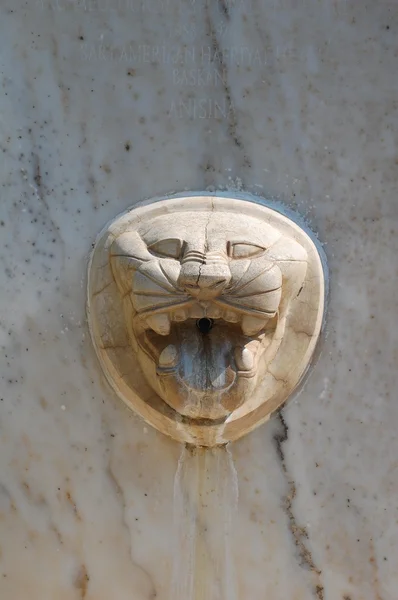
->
[[173, 309, 187, 322], [189, 304, 205, 319], [235, 347, 254, 371], [207, 305, 221, 319], [225, 310, 239, 323], [241, 315, 267, 336], [159, 344, 178, 367], [146, 314, 171, 336]]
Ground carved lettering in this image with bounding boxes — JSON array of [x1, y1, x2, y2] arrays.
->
[[168, 98, 235, 119]]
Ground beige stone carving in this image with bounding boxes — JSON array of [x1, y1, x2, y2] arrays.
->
[[87, 196, 325, 446]]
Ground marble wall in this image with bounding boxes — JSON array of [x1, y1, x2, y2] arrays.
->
[[0, 0, 397, 598]]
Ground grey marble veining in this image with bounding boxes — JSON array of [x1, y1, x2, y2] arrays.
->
[[0, 0, 397, 598]]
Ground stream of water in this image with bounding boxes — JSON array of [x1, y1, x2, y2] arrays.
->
[[171, 444, 239, 600]]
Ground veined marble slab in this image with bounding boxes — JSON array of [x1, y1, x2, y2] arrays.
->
[[0, 0, 397, 598]]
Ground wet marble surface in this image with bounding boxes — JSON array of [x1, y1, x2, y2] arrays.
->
[[0, 0, 398, 598]]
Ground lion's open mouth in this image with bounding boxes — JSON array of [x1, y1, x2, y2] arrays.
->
[[135, 302, 276, 396]]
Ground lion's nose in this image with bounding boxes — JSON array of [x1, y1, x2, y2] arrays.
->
[[178, 260, 230, 298], [197, 263, 229, 289], [198, 276, 227, 290]]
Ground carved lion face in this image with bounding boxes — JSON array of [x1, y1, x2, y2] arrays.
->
[[88, 197, 325, 445]]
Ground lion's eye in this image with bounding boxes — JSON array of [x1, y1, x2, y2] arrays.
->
[[148, 238, 183, 259], [228, 242, 266, 259]]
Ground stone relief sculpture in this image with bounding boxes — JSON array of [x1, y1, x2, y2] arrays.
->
[[87, 196, 325, 446]]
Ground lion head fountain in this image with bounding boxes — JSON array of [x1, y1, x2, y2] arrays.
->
[[87, 196, 325, 446]]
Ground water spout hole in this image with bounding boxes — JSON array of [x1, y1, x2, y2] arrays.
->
[[196, 318, 214, 335]]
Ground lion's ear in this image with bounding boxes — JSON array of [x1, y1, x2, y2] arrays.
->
[[110, 232, 152, 295]]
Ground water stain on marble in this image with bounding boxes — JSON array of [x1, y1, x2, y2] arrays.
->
[[74, 564, 90, 598], [274, 413, 325, 599], [39, 396, 48, 409], [315, 585, 324, 599], [203, 8, 251, 168], [101, 163, 111, 174], [65, 491, 82, 521], [369, 538, 383, 600], [50, 523, 63, 546]]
